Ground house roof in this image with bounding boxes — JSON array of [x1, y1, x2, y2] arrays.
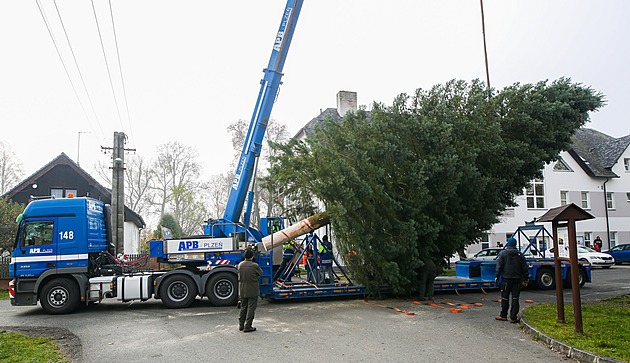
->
[[568, 128, 630, 178], [2, 153, 145, 228], [293, 108, 343, 139]]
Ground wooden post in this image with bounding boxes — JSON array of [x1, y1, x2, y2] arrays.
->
[[567, 220, 584, 334], [552, 221, 565, 323]]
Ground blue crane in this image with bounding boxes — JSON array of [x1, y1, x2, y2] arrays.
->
[[204, 0, 303, 242]]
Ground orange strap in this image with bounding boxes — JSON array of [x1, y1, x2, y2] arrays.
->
[[364, 300, 415, 315], [412, 300, 463, 313]]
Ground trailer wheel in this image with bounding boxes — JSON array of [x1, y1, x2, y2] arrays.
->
[[565, 268, 587, 288], [206, 272, 238, 306], [40, 278, 80, 314], [159, 275, 197, 309], [536, 268, 555, 290]]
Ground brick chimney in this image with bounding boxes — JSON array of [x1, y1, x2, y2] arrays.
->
[[336, 91, 357, 117]]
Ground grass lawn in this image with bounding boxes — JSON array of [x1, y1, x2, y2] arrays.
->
[[0, 331, 65, 362], [0, 289, 8, 300], [525, 294, 630, 362]]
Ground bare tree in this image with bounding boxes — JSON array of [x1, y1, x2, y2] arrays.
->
[[207, 173, 231, 218], [124, 155, 153, 217], [0, 141, 24, 195], [151, 142, 203, 230]]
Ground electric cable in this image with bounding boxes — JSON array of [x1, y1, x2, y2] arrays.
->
[[90, 0, 124, 132], [108, 0, 136, 148], [35, 0, 104, 141], [51, 0, 106, 142]]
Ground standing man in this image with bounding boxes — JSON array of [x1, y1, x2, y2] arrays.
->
[[417, 257, 438, 300], [593, 236, 602, 252], [495, 237, 529, 323], [238, 249, 263, 332]]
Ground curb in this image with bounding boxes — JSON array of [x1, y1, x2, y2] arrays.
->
[[520, 316, 624, 363]]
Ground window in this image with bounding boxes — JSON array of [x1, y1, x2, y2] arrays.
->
[[526, 179, 545, 209], [625, 158, 630, 172], [581, 191, 590, 209], [626, 192, 630, 202], [22, 221, 54, 247], [609, 232, 617, 248], [553, 157, 573, 172], [480, 234, 489, 250], [560, 191, 568, 206], [606, 192, 615, 210], [583, 232, 591, 247], [50, 188, 77, 198]]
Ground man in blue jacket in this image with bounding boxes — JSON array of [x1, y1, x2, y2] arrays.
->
[[495, 237, 529, 323]]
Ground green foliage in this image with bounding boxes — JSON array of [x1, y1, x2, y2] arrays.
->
[[267, 78, 603, 294], [0, 198, 25, 253], [153, 214, 182, 239], [0, 331, 65, 362], [525, 294, 630, 361]]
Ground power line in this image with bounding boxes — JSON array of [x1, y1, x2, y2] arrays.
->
[[35, 0, 104, 141], [52, 0, 106, 141], [90, 0, 125, 132], [108, 0, 136, 148]]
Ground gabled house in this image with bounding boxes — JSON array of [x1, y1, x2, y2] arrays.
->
[[1, 153, 145, 253], [472, 128, 630, 254]]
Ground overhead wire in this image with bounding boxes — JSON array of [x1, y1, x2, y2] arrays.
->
[[108, 0, 136, 148], [35, 0, 104, 142], [90, 0, 125, 133], [51, 0, 106, 143]]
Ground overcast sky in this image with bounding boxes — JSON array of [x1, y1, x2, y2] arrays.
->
[[1, 0, 628, 183]]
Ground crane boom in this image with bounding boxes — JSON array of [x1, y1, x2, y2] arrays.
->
[[223, 0, 303, 224]]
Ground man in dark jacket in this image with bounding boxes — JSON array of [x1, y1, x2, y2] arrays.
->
[[495, 237, 529, 323], [238, 249, 263, 332]]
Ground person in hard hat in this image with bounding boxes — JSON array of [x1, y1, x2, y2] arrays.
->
[[273, 241, 295, 282], [495, 237, 529, 323], [319, 235, 334, 284], [238, 249, 263, 333]]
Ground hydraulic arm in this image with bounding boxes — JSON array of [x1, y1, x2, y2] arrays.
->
[[222, 0, 303, 225]]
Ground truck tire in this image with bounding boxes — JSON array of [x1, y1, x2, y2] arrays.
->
[[535, 268, 555, 290], [159, 275, 197, 309], [565, 268, 587, 288], [40, 278, 80, 314], [206, 272, 238, 306]]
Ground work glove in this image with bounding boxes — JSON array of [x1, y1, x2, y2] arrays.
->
[[495, 277, 500, 283]]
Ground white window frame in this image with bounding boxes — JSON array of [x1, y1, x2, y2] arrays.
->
[[609, 232, 617, 248], [526, 179, 545, 209], [624, 158, 630, 172], [581, 191, 590, 209], [560, 190, 568, 206], [583, 232, 591, 247], [606, 192, 615, 210]]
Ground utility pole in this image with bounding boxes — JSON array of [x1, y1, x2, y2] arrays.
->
[[111, 132, 126, 254]]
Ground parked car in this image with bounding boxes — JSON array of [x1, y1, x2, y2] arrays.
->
[[469, 247, 535, 261], [469, 248, 502, 261], [545, 245, 615, 268], [604, 244, 630, 264]]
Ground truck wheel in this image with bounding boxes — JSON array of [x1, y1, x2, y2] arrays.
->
[[40, 278, 80, 314], [536, 269, 555, 290], [159, 275, 197, 309], [206, 272, 238, 306], [565, 268, 587, 288]]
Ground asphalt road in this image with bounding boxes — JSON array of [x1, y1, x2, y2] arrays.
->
[[1, 265, 628, 362]]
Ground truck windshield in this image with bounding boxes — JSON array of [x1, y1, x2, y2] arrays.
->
[[21, 221, 54, 247]]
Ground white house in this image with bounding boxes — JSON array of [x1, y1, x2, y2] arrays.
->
[[469, 128, 630, 255]]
